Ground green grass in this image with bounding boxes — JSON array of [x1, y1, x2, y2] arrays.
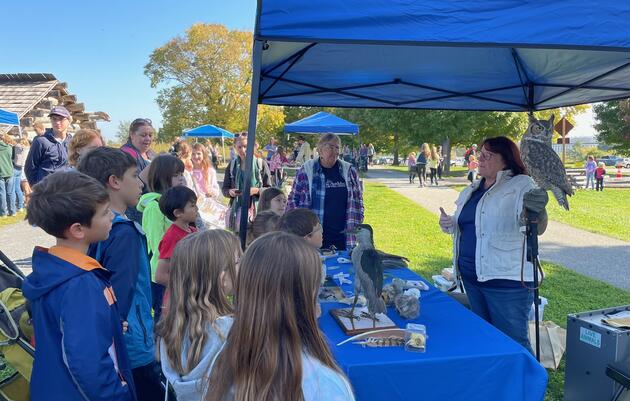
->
[[546, 188, 630, 242], [0, 211, 26, 228], [363, 182, 630, 401]]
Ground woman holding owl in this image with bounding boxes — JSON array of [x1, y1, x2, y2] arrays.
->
[[439, 136, 548, 354]]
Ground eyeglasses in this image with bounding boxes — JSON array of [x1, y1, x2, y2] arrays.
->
[[478, 151, 495, 162]]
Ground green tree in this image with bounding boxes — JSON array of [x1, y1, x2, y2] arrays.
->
[[145, 24, 253, 143], [593, 100, 630, 155], [115, 119, 132, 145]]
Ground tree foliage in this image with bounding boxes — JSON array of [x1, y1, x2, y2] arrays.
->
[[115, 119, 132, 145], [593, 100, 630, 155], [145, 24, 253, 142]]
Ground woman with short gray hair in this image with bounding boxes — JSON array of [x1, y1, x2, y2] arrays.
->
[[287, 134, 364, 250]]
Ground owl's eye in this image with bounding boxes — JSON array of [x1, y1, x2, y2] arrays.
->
[[533, 125, 543, 133]]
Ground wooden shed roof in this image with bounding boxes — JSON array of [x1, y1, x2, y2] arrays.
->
[[0, 73, 63, 118]]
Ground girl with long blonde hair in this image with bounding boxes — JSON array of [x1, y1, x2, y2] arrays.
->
[[159, 229, 241, 401], [429, 145, 440, 186], [190, 143, 219, 198], [415, 142, 431, 187], [205, 232, 355, 401]]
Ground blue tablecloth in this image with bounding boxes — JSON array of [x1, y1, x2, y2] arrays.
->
[[320, 253, 547, 401]]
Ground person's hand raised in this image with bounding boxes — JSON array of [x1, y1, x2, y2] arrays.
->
[[439, 207, 454, 233]]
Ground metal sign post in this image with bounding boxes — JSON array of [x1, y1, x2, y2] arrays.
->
[[554, 117, 574, 164]]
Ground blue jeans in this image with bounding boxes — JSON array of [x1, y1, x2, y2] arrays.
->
[[585, 171, 595, 189], [0, 176, 16, 216], [462, 276, 534, 353], [13, 168, 24, 210]]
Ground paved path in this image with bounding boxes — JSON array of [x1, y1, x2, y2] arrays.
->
[[364, 166, 630, 291], [0, 220, 54, 276]]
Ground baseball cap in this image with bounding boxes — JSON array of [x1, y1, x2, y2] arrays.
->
[[48, 106, 71, 119]]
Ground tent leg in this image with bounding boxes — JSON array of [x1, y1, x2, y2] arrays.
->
[[238, 39, 263, 248], [221, 137, 226, 165]]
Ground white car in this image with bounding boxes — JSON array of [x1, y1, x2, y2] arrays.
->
[[450, 157, 465, 167], [622, 157, 630, 168]]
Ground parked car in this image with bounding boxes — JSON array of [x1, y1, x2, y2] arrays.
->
[[598, 155, 624, 166], [622, 157, 630, 168], [450, 157, 465, 167], [374, 156, 394, 165]]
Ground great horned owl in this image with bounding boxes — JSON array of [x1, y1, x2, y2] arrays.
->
[[520, 114, 574, 210]]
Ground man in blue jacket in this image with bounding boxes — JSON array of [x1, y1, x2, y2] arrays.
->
[[24, 106, 73, 185]]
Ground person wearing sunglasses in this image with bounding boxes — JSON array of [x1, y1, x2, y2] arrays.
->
[[439, 136, 548, 354]]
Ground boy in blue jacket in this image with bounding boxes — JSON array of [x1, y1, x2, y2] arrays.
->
[[78, 147, 164, 401], [22, 170, 136, 401]]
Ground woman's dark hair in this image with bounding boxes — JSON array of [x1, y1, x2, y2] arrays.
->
[[258, 187, 284, 212], [278, 208, 319, 237], [481, 136, 527, 176], [146, 154, 185, 194]]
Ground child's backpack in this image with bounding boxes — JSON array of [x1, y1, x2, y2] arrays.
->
[[0, 250, 34, 401]]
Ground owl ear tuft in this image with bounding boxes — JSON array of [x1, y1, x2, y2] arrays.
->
[[548, 114, 555, 125], [528, 114, 537, 124]]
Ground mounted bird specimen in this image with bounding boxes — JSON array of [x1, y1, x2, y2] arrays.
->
[[520, 114, 574, 210], [341, 224, 397, 327]]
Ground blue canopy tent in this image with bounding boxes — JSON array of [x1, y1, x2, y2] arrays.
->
[[236, 0, 630, 245], [183, 124, 235, 162], [0, 108, 19, 127], [284, 112, 359, 135]]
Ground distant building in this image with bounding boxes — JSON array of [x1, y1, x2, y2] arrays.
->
[[551, 136, 600, 156], [0, 73, 109, 138]]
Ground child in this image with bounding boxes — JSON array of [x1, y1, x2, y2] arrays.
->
[[79, 147, 164, 401], [156, 186, 199, 311], [190, 142, 220, 199], [269, 145, 289, 187], [247, 210, 281, 246], [258, 187, 287, 216], [205, 232, 355, 401], [467, 154, 479, 182], [22, 171, 136, 400], [585, 155, 596, 190], [278, 208, 323, 249], [12, 136, 30, 212], [407, 152, 416, 183], [429, 145, 439, 186], [595, 162, 606, 191], [136, 154, 186, 322], [159, 230, 241, 401], [416, 143, 430, 188]]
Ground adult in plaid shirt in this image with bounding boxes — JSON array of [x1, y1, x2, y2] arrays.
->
[[287, 134, 364, 250]]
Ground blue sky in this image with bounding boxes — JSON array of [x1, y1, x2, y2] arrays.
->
[[5, 0, 256, 140]]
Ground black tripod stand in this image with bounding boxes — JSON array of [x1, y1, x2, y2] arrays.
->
[[525, 210, 543, 362]]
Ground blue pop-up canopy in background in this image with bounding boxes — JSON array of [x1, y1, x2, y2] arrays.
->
[[0, 108, 19, 126], [284, 112, 359, 136]]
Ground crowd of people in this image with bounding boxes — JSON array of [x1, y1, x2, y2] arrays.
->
[[11, 104, 550, 401], [14, 105, 364, 401], [407, 143, 446, 187]]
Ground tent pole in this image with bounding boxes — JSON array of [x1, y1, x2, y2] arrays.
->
[[221, 137, 226, 165], [238, 39, 263, 248]]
